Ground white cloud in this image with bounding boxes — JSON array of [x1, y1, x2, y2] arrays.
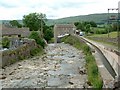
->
[[0, 0, 119, 20]]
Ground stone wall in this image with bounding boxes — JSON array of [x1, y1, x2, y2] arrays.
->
[[0, 38, 40, 68]]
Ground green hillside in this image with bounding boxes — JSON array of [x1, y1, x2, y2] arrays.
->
[[46, 13, 118, 25], [1, 20, 23, 24], [1, 13, 118, 26]]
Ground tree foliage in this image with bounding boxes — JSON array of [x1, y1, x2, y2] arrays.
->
[[43, 26, 54, 42], [74, 21, 95, 34], [9, 20, 22, 28], [2, 37, 10, 48], [23, 13, 46, 31], [85, 24, 91, 33], [29, 31, 46, 48], [23, 12, 53, 43]]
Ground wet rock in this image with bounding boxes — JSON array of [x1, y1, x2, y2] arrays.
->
[[18, 64, 22, 66], [41, 56, 47, 61], [0, 75, 6, 79], [83, 80, 93, 88], [78, 68, 86, 75], [69, 55, 75, 58], [69, 81, 74, 85], [83, 82, 89, 88], [14, 68, 17, 70], [32, 57, 39, 60], [18, 66, 22, 69], [79, 70, 86, 75], [16, 77, 21, 80], [86, 81, 92, 86], [9, 71, 15, 75]]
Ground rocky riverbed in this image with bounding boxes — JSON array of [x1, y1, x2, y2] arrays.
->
[[1, 43, 88, 88]]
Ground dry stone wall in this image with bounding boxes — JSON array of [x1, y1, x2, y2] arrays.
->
[[0, 39, 40, 68]]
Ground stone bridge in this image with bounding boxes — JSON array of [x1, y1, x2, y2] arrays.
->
[[54, 24, 76, 43]]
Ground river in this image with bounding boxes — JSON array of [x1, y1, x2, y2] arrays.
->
[[1, 43, 88, 88]]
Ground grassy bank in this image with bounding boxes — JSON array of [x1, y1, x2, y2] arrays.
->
[[62, 35, 103, 89], [86, 31, 118, 47], [89, 31, 118, 38], [30, 45, 44, 57]]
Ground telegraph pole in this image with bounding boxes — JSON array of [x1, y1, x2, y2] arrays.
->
[[108, 9, 110, 37], [107, 8, 119, 37], [41, 16, 43, 38]]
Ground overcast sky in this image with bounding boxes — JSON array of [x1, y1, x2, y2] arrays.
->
[[0, 0, 119, 20]]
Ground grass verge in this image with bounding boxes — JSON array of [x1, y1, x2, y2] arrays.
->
[[61, 35, 103, 89], [86, 31, 118, 47], [30, 45, 44, 57], [89, 31, 118, 38]]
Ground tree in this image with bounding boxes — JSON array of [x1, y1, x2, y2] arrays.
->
[[43, 26, 53, 42], [89, 21, 97, 27], [23, 12, 46, 37], [9, 20, 22, 28], [85, 24, 91, 34], [74, 22, 85, 31], [74, 22, 79, 27]]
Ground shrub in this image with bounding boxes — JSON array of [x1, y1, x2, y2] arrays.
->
[[30, 45, 44, 56], [30, 47, 40, 56], [82, 44, 91, 55], [48, 38, 54, 43], [44, 29, 54, 42], [29, 31, 46, 48], [2, 36, 10, 48], [95, 28, 108, 34]]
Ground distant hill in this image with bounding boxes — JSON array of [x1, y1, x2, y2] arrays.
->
[[46, 13, 118, 26], [1, 13, 118, 26], [1, 20, 23, 25]]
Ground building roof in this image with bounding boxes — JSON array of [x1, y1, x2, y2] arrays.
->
[[2, 25, 30, 37], [54, 24, 76, 28]]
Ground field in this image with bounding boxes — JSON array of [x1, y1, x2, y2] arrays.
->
[[90, 31, 118, 38], [86, 31, 119, 48]]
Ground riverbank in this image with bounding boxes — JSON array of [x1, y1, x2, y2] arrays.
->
[[61, 35, 103, 89]]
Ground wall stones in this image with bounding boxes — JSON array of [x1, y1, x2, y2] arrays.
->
[[0, 39, 39, 68]]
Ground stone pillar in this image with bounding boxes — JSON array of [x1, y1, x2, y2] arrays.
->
[[118, 1, 120, 76], [54, 25, 57, 43]]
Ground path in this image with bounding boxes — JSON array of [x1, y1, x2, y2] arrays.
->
[[1, 43, 87, 88]]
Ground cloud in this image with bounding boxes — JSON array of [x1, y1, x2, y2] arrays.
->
[[0, 0, 119, 20]]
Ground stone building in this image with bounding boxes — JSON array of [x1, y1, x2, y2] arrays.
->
[[2, 25, 30, 37], [54, 24, 76, 43], [1, 25, 30, 49]]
